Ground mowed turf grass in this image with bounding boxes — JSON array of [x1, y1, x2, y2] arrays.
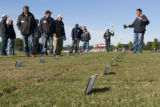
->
[[0, 52, 160, 107]]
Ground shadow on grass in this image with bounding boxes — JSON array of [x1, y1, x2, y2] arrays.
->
[[116, 60, 122, 62], [0, 92, 3, 97], [2, 86, 17, 94], [112, 64, 119, 67], [106, 72, 116, 75], [90, 87, 111, 95], [118, 58, 124, 60]]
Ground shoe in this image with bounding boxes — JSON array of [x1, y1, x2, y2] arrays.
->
[[30, 54, 35, 58], [50, 54, 54, 57], [1, 54, 7, 56], [26, 54, 30, 57]]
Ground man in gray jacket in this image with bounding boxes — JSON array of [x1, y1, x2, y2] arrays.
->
[[17, 6, 36, 57], [0, 14, 9, 56]]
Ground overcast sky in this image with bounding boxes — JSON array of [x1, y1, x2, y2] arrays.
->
[[0, 0, 159, 46]]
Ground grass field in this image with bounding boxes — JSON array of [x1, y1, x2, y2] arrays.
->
[[0, 52, 160, 107]]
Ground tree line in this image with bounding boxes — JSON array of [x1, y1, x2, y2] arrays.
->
[[0, 38, 159, 52]]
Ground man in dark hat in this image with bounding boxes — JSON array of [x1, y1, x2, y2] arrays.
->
[[40, 10, 56, 56], [69, 24, 82, 53]]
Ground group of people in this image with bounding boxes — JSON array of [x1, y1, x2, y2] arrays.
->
[[0, 7, 149, 57], [103, 8, 149, 53], [16, 6, 66, 57], [0, 16, 16, 56], [0, 6, 92, 57], [69, 24, 91, 53]]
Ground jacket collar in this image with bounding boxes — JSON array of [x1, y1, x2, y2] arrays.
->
[[21, 12, 31, 17]]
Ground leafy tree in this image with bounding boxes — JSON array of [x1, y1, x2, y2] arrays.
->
[[14, 38, 24, 51], [152, 38, 158, 50], [116, 43, 122, 49], [110, 45, 114, 51], [129, 41, 133, 49]]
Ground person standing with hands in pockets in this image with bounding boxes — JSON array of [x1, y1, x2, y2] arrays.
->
[[40, 10, 56, 56], [17, 6, 37, 57]]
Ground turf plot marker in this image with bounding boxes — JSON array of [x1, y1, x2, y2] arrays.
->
[[74, 53, 78, 57], [116, 55, 120, 62], [110, 58, 114, 67], [66, 52, 69, 58], [40, 58, 44, 63], [55, 55, 59, 60], [85, 74, 98, 95], [104, 65, 109, 75], [80, 52, 82, 56], [15, 61, 22, 67]]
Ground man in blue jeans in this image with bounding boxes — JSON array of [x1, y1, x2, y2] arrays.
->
[[17, 6, 36, 57], [7, 19, 16, 55], [40, 10, 56, 56], [69, 24, 82, 53], [0, 14, 9, 56], [103, 28, 114, 52], [125, 8, 149, 53], [81, 26, 91, 53]]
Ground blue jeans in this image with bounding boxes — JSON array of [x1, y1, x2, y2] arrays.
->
[[69, 39, 80, 53], [133, 33, 144, 53], [39, 37, 43, 54], [22, 34, 34, 56], [42, 35, 53, 55], [1, 36, 8, 56], [82, 41, 89, 52], [7, 38, 15, 55], [105, 40, 110, 52]]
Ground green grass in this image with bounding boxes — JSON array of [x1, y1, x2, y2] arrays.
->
[[0, 52, 160, 107]]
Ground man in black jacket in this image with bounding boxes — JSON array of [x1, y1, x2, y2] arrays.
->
[[17, 6, 36, 57], [54, 14, 66, 55], [0, 14, 9, 56], [40, 10, 55, 56], [7, 20, 16, 55], [125, 8, 149, 53], [34, 19, 41, 55], [69, 24, 82, 53]]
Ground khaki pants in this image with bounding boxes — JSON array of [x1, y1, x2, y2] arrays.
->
[[54, 36, 63, 55]]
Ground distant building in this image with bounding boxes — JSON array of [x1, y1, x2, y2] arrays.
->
[[91, 43, 106, 52]]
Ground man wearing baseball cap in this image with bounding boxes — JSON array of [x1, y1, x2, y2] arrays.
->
[[0, 14, 9, 56], [54, 14, 66, 55], [69, 24, 82, 53]]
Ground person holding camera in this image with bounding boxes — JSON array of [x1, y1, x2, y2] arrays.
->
[[104, 26, 114, 52]]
